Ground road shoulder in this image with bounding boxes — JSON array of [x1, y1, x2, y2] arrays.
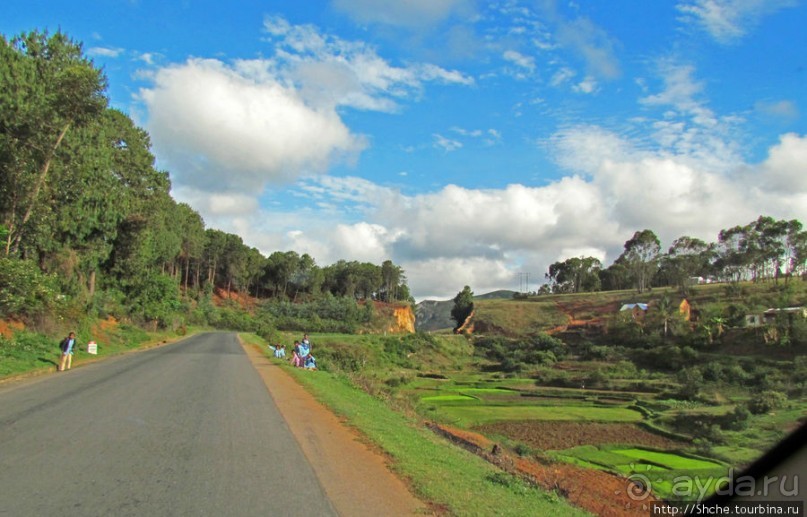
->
[[241, 342, 429, 517]]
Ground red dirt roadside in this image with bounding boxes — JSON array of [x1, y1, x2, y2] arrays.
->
[[241, 342, 430, 516]]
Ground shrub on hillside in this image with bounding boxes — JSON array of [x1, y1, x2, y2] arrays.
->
[[474, 333, 566, 372], [315, 342, 369, 373], [747, 390, 788, 414], [674, 366, 703, 400], [720, 404, 751, 431], [0, 258, 57, 318], [580, 343, 619, 361], [382, 333, 438, 367]]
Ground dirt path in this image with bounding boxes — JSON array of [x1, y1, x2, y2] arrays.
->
[[242, 342, 429, 516]]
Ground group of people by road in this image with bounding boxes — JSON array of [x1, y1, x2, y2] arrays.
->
[[270, 333, 317, 370]]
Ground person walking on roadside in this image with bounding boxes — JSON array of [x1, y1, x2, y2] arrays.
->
[[58, 332, 77, 371]]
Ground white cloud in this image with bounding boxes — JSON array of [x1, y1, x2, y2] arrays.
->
[[553, 14, 621, 80], [677, 0, 798, 44], [755, 99, 799, 122], [640, 61, 705, 113], [262, 15, 473, 113], [573, 76, 598, 94], [757, 133, 807, 193], [433, 134, 463, 152], [138, 52, 156, 65], [332, 0, 475, 28], [550, 67, 576, 87], [404, 257, 515, 301], [88, 46, 124, 58], [140, 58, 366, 193], [503, 49, 536, 73]]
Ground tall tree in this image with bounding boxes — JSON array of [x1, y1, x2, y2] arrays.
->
[[784, 220, 807, 281], [618, 229, 661, 293], [546, 256, 602, 293], [175, 203, 206, 293], [0, 30, 107, 255], [661, 236, 713, 292], [380, 259, 401, 301]]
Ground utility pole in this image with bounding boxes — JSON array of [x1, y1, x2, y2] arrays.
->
[[516, 272, 532, 293]]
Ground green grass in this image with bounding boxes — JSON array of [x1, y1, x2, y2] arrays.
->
[[438, 405, 644, 426], [473, 299, 569, 334], [251, 339, 589, 516], [555, 445, 729, 501], [611, 448, 724, 470], [420, 394, 477, 402]]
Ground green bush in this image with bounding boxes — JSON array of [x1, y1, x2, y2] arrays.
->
[[720, 404, 751, 431], [747, 390, 788, 414], [0, 258, 57, 317], [315, 342, 370, 373]]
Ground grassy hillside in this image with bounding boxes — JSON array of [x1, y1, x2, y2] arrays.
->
[[269, 280, 806, 508], [470, 281, 807, 338]]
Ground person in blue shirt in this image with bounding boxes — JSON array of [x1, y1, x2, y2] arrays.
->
[[58, 332, 77, 371], [297, 339, 310, 366], [304, 354, 317, 370]]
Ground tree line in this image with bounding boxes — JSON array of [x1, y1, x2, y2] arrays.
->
[[544, 217, 807, 294], [0, 30, 410, 328]]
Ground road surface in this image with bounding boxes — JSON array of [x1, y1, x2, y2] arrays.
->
[[0, 332, 337, 516]]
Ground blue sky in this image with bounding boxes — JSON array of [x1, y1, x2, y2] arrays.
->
[[2, 0, 806, 300]]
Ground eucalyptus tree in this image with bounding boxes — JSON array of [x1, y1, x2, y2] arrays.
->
[[0, 30, 107, 255], [380, 259, 405, 301], [617, 229, 661, 293], [356, 262, 382, 300], [546, 256, 602, 293], [661, 236, 714, 292], [784, 220, 807, 280]]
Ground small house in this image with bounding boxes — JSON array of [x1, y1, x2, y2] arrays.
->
[[619, 303, 648, 320], [763, 307, 807, 325]]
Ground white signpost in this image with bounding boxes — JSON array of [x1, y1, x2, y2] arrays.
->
[[87, 340, 98, 355]]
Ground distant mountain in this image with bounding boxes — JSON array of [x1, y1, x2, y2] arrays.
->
[[473, 290, 518, 300], [415, 290, 517, 332]]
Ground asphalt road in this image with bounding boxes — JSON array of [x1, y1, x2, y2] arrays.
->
[[0, 332, 337, 517]]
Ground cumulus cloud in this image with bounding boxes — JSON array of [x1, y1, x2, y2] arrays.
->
[[132, 10, 806, 302], [182, 125, 807, 302], [756, 133, 807, 193], [677, 0, 798, 44], [140, 58, 365, 193], [140, 16, 474, 198]]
